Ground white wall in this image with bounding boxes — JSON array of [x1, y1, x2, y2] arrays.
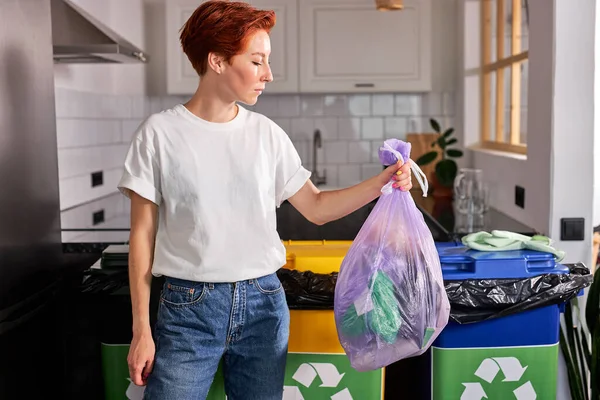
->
[[550, 0, 595, 266]]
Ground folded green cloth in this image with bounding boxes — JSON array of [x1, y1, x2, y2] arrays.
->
[[368, 271, 402, 344], [340, 270, 402, 344], [461, 230, 566, 262]]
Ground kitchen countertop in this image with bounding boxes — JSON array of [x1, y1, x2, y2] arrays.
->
[[276, 189, 537, 243], [62, 189, 537, 253]]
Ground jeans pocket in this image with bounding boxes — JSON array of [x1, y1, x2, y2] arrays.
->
[[253, 273, 283, 295], [160, 278, 207, 308]]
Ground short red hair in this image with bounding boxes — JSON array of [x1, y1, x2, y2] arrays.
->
[[180, 1, 276, 76]]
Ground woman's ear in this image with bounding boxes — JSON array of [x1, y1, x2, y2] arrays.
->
[[207, 52, 224, 74]]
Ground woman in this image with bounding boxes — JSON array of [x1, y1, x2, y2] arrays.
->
[[117, 1, 413, 399]]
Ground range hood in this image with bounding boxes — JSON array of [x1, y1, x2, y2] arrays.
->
[[50, 0, 149, 64]]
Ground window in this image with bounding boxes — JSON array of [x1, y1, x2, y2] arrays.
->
[[480, 0, 529, 154]]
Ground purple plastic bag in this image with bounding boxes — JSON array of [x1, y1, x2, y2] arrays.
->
[[333, 139, 450, 372]]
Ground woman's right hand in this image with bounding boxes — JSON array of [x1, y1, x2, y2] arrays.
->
[[127, 331, 156, 386]]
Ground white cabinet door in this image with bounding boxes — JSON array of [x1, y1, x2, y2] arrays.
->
[[250, 0, 299, 93], [165, 0, 297, 94], [299, 0, 432, 93], [165, 0, 206, 94]]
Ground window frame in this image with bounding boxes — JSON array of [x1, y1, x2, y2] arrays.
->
[[479, 0, 528, 155]]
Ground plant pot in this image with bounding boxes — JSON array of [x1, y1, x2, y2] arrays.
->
[[429, 173, 453, 198]]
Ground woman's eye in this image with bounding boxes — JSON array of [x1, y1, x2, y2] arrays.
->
[[253, 62, 262, 66]]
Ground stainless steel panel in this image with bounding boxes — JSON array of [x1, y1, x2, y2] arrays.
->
[[0, 0, 62, 304]]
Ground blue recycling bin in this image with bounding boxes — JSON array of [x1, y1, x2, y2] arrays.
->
[[431, 246, 571, 400]]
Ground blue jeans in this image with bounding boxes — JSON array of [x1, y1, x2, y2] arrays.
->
[[143, 272, 290, 400]]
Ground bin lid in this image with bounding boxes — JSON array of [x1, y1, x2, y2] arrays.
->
[[282, 240, 352, 273], [437, 245, 569, 280]]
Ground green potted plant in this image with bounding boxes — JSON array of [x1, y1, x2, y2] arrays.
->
[[414, 118, 463, 197]]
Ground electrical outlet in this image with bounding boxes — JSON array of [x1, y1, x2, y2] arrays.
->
[[515, 186, 525, 208], [91, 171, 103, 187], [93, 210, 105, 225], [561, 218, 585, 241]]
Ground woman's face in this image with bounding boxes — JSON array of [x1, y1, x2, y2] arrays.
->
[[221, 29, 273, 105]]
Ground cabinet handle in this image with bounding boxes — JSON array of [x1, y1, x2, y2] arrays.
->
[[354, 83, 375, 88]]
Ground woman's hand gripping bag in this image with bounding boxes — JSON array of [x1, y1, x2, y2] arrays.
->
[[333, 138, 450, 372]]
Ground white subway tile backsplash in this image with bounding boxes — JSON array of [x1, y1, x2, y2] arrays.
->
[[313, 164, 335, 187], [161, 95, 186, 111], [60, 192, 123, 229], [407, 117, 427, 133], [361, 163, 383, 180], [56, 88, 455, 230], [59, 168, 122, 211], [56, 119, 121, 148], [293, 140, 309, 165], [58, 144, 128, 179], [348, 141, 371, 164], [338, 165, 361, 187], [254, 95, 279, 117], [361, 118, 384, 140], [131, 96, 147, 119], [314, 117, 338, 141], [371, 95, 394, 116], [348, 95, 371, 116], [277, 95, 301, 117], [121, 120, 142, 143], [324, 141, 348, 164], [301, 95, 325, 116], [442, 92, 455, 116], [323, 95, 350, 116], [272, 118, 291, 134], [371, 141, 382, 163], [290, 118, 314, 141], [422, 93, 442, 116], [147, 97, 165, 115], [384, 117, 408, 139], [338, 117, 361, 140], [395, 95, 421, 116]]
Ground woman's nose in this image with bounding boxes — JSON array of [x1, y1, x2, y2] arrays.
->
[[263, 64, 273, 82]]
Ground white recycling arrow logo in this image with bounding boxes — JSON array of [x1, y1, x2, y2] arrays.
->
[[460, 357, 537, 400], [283, 363, 352, 400]]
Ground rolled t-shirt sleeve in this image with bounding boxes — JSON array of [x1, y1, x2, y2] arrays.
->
[[274, 127, 311, 207], [117, 133, 162, 206]]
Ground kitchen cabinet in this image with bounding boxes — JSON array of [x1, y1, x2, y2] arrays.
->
[[250, 0, 299, 92], [165, 0, 201, 94], [165, 0, 431, 95], [298, 0, 432, 93], [165, 0, 297, 94]]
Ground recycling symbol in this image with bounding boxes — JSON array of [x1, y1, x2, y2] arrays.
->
[[460, 357, 536, 400], [283, 363, 353, 400]]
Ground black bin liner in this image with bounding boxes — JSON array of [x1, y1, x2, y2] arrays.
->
[[277, 263, 593, 321], [444, 262, 593, 324], [277, 269, 337, 309]]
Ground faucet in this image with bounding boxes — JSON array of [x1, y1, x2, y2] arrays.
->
[[311, 129, 327, 186]]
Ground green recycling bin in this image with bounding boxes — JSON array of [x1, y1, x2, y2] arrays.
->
[[101, 343, 226, 399], [431, 246, 578, 399]]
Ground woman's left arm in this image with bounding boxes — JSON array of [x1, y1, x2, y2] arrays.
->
[[288, 160, 413, 226]]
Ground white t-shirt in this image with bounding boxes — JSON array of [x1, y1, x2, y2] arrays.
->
[[117, 104, 311, 282]]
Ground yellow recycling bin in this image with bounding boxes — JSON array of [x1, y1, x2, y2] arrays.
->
[[282, 240, 385, 400]]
